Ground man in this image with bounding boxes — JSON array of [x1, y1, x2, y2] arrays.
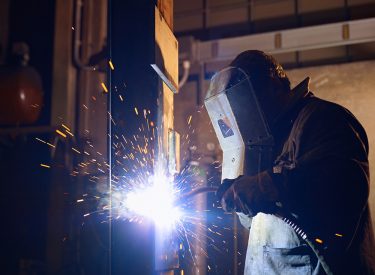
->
[[215, 51, 375, 274]]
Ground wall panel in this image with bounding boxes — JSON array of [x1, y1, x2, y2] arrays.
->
[[251, 0, 295, 20], [298, 0, 345, 13], [207, 7, 248, 27]]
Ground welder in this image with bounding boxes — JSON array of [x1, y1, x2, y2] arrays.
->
[[205, 50, 375, 274]]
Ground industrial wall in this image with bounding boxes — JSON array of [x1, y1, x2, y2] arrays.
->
[[174, 0, 375, 33]]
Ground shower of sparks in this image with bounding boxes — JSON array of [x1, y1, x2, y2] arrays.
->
[[35, 137, 55, 148], [35, 86, 237, 273]]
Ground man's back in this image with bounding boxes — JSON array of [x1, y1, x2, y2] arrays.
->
[[246, 89, 375, 274]]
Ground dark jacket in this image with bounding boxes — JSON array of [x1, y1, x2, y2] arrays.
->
[[274, 80, 375, 274]]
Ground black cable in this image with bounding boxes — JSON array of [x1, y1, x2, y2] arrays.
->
[[258, 150, 333, 274], [281, 215, 333, 275], [177, 181, 333, 274]]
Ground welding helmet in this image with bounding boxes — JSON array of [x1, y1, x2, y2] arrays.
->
[[204, 67, 274, 181]]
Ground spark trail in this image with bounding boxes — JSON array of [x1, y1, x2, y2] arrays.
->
[[35, 68, 241, 273]]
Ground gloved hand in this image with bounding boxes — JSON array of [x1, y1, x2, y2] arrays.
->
[[216, 171, 280, 216]]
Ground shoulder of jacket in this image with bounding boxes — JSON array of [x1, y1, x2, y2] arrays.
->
[[297, 96, 352, 123], [297, 97, 368, 148]]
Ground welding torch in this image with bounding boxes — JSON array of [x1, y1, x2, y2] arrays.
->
[[175, 186, 218, 205]]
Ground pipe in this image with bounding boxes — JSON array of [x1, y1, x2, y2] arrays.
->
[[178, 60, 191, 89], [73, 0, 98, 71]]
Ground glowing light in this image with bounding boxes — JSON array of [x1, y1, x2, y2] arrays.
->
[[335, 233, 343, 237], [124, 173, 181, 228], [35, 137, 55, 148], [56, 129, 67, 138], [35, 137, 46, 144], [20, 91, 25, 101], [40, 164, 50, 168], [315, 238, 323, 244], [62, 124, 71, 132], [109, 60, 115, 70], [65, 130, 74, 137], [101, 82, 109, 93]]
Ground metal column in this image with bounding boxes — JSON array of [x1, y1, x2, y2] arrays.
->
[[108, 1, 179, 274]]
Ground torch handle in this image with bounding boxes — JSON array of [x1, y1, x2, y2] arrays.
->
[[175, 186, 218, 204]]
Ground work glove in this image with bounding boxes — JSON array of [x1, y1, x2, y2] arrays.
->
[[216, 171, 280, 216]]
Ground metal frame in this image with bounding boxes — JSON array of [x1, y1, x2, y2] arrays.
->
[[191, 17, 375, 63]]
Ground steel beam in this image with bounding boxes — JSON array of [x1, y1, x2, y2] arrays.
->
[[193, 17, 375, 63]]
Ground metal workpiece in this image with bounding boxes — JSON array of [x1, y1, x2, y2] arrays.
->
[[108, 0, 180, 274]]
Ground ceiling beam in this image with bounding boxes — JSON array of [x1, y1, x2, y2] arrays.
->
[[192, 17, 375, 63]]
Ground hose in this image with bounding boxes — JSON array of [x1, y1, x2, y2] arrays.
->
[[281, 215, 333, 275], [175, 185, 333, 274]]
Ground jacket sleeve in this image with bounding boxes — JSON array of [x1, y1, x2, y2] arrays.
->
[[279, 101, 370, 252]]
